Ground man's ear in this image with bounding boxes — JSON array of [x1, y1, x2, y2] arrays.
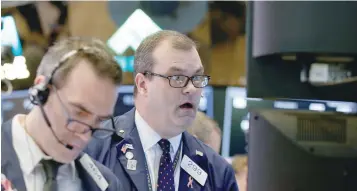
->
[[135, 73, 148, 96], [33, 75, 47, 85]]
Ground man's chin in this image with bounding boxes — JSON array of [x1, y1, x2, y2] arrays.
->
[[174, 118, 195, 129], [52, 150, 80, 164]]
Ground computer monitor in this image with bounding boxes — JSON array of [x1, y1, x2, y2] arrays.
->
[[246, 1, 357, 102], [248, 109, 357, 191], [1, 15, 23, 56], [221, 87, 357, 157], [114, 85, 214, 118]]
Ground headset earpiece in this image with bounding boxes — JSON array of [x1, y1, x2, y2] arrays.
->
[[29, 77, 51, 105]]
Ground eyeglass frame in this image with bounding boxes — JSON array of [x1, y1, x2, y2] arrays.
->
[[52, 86, 116, 139], [143, 71, 211, 88]]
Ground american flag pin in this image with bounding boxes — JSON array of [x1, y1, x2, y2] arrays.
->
[[125, 144, 134, 150], [196, 150, 203, 156], [121, 145, 128, 154]]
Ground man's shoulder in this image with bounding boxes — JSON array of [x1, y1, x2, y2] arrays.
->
[[185, 132, 231, 168], [91, 159, 117, 181], [78, 154, 122, 191], [184, 133, 238, 190]]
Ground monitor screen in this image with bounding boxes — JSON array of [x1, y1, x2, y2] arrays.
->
[[248, 109, 357, 191], [221, 87, 357, 157], [246, 1, 357, 102], [1, 15, 23, 56]]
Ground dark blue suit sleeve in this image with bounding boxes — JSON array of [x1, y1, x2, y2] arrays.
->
[[85, 120, 114, 164], [92, 160, 123, 191], [224, 165, 239, 191]]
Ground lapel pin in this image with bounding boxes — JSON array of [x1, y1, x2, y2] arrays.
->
[[196, 150, 203, 157], [125, 151, 134, 160], [127, 159, 137, 171], [121, 145, 128, 154], [187, 176, 194, 188], [119, 130, 125, 134], [125, 144, 134, 150]]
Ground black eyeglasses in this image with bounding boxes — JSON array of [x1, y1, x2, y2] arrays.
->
[[53, 87, 116, 139], [143, 71, 210, 88]]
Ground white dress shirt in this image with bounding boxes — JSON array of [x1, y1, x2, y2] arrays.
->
[[135, 110, 183, 191], [12, 114, 83, 191]]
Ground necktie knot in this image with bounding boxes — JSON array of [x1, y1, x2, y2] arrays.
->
[[41, 159, 61, 191], [158, 139, 171, 154]]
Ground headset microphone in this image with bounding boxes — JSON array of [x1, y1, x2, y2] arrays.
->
[[30, 88, 73, 150], [28, 47, 89, 151]]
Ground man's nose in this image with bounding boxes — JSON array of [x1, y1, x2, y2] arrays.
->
[[182, 80, 197, 95]]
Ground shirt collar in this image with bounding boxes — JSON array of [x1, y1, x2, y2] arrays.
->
[[12, 114, 77, 179], [135, 110, 182, 153]]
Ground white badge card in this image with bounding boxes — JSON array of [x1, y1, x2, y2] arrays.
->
[[180, 155, 208, 186], [127, 159, 137, 171], [79, 153, 109, 191]]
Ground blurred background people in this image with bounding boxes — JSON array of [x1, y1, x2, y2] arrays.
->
[[187, 111, 222, 153], [231, 155, 248, 191]]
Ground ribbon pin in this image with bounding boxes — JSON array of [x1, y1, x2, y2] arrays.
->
[[187, 176, 193, 188], [121, 145, 128, 154]]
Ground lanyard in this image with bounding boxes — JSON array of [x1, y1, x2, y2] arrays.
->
[[144, 141, 183, 191]]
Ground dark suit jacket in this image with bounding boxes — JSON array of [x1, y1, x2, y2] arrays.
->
[[86, 108, 239, 191], [1, 120, 122, 191]]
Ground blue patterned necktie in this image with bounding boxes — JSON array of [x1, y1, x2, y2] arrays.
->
[[157, 139, 175, 191]]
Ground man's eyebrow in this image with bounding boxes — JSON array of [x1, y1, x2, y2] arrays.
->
[[195, 67, 204, 74], [167, 66, 184, 73], [167, 66, 204, 74], [69, 102, 112, 119]]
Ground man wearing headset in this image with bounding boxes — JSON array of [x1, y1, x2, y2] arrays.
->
[[1, 37, 123, 191], [86, 30, 238, 191]]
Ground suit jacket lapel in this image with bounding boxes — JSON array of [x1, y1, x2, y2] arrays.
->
[[1, 121, 27, 191], [178, 132, 209, 191], [116, 109, 150, 191], [75, 160, 99, 191]]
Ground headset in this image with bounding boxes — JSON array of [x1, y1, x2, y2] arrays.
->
[[28, 48, 88, 150]]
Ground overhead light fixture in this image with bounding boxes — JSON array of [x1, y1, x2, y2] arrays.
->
[[108, 9, 162, 55]]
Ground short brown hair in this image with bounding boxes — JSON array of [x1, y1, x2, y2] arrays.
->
[[37, 37, 122, 87], [231, 155, 248, 175], [133, 30, 198, 95], [187, 111, 222, 144]]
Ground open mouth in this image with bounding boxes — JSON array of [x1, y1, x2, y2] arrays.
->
[[179, 102, 194, 109]]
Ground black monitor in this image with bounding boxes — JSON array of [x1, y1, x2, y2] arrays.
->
[[113, 85, 214, 118], [246, 1, 357, 103], [221, 87, 357, 157], [248, 109, 357, 191]]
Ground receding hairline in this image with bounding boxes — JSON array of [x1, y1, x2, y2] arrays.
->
[[159, 35, 199, 50], [133, 30, 199, 95]]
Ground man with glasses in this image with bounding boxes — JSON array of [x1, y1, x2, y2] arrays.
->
[[1, 37, 123, 191], [86, 30, 238, 190]]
